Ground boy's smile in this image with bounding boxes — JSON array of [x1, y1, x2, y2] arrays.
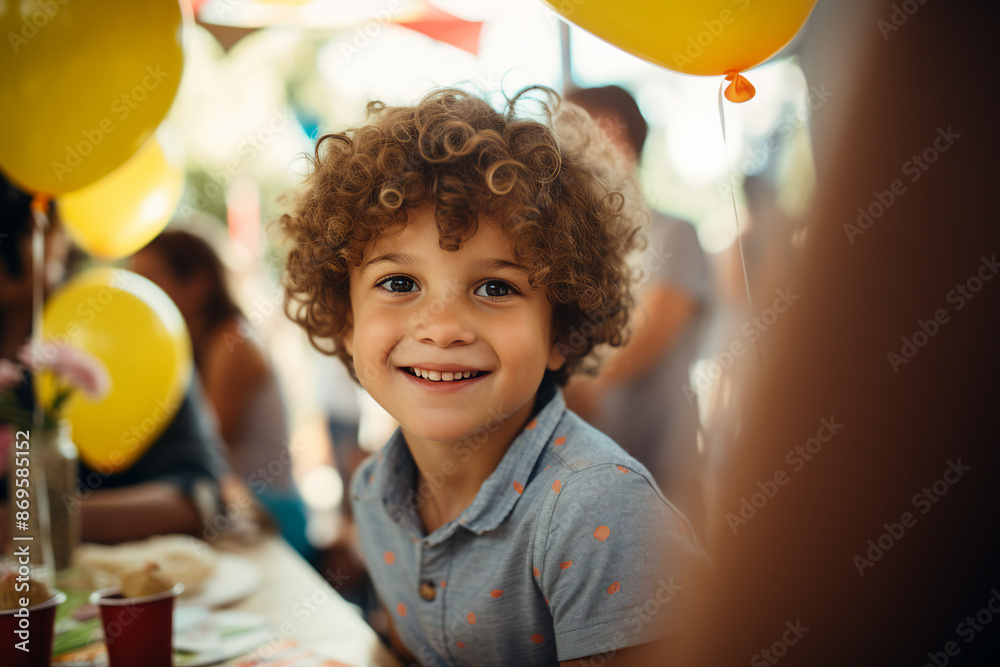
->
[[343, 205, 564, 446]]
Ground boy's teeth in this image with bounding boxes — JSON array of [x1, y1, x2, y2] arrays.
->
[[410, 368, 479, 381]]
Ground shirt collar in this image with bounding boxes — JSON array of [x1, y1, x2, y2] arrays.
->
[[372, 380, 566, 544], [452, 380, 563, 540]]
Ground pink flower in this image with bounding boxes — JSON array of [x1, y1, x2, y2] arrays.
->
[[18, 341, 111, 400], [0, 359, 24, 392]]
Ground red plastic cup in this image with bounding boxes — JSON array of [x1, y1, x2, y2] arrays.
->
[[0, 590, 67, 667], [90, 583, 184, 667]]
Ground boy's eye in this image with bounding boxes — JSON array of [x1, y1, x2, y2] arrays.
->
[[377, 276, 418, 293], [475, 280, 516, 298]]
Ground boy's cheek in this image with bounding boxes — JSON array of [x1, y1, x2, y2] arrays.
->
[[353, 356, 383, 387]]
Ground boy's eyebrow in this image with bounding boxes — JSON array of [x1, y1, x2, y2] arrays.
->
[[479, 258, 528, 273], [361, 252, 414, 271], [362, 254, 527, 274]]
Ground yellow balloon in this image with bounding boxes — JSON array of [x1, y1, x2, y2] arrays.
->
[[59, 138, 184, 260], [542, 0, 816, 76], [38, 268, 192, 474], [0, 0, 184, 194]]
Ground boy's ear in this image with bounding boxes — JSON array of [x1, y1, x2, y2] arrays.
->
[[340, 311, 354, 357], [547, 338, 566, 371]]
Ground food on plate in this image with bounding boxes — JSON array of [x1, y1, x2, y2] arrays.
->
[[0, 568, 53, 608], [119, 562, 175, 598], [76, 534, 216, 595]]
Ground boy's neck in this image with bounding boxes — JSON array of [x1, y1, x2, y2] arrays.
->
[[402, 393, 538, 535]]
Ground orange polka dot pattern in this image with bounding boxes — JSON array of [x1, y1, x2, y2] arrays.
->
[[349, 384, 709, 665]]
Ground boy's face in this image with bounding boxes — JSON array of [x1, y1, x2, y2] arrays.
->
[[343, 205, 564, 444]]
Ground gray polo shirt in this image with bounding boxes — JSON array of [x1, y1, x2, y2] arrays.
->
[[351, 381, 707, 666]]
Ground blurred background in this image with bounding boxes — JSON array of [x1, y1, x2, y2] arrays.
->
[[4, 2, 997, 663], [146, 0, 821, 551]]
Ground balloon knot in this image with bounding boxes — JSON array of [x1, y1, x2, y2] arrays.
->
[[29, 193, 51, 231], [30, 193, 51, 213], [724, 72, 756, 103]]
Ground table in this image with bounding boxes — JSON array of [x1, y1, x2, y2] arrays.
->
[[215, 536, 402, 667]]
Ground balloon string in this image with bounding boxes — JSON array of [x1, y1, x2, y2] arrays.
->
[[717, 82, 762, 364]]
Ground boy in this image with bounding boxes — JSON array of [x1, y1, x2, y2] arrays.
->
[[281, 88, 706, 666]]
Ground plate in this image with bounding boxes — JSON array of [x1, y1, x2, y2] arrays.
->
[[177, 553, 262, 608], [173, 608, 271, 667]]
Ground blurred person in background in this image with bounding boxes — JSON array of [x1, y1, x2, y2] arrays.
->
[[0, 175, 227, 544], [563, 85, 712, 538], [646, 1, 999, 664], [130, 230, 313, 560]]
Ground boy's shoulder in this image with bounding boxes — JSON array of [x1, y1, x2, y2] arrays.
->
[[535, 408, 659, 486], [528, 409, 703, 544]]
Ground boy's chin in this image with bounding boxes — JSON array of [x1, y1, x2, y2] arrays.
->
[[401, 423, 480, 445], [399, 413, 506, 447]]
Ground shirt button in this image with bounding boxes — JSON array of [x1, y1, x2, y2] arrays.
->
[[419, 581, 436, 601]]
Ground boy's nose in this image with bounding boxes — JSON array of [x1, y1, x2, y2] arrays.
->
[[409, 292, 476, 347]]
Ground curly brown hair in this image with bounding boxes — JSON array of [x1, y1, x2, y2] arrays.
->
[[279, 86, 645, 385]]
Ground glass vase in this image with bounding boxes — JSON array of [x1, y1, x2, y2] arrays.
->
[[40, 420, 80, 572], [5, 420, 79, 587]]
